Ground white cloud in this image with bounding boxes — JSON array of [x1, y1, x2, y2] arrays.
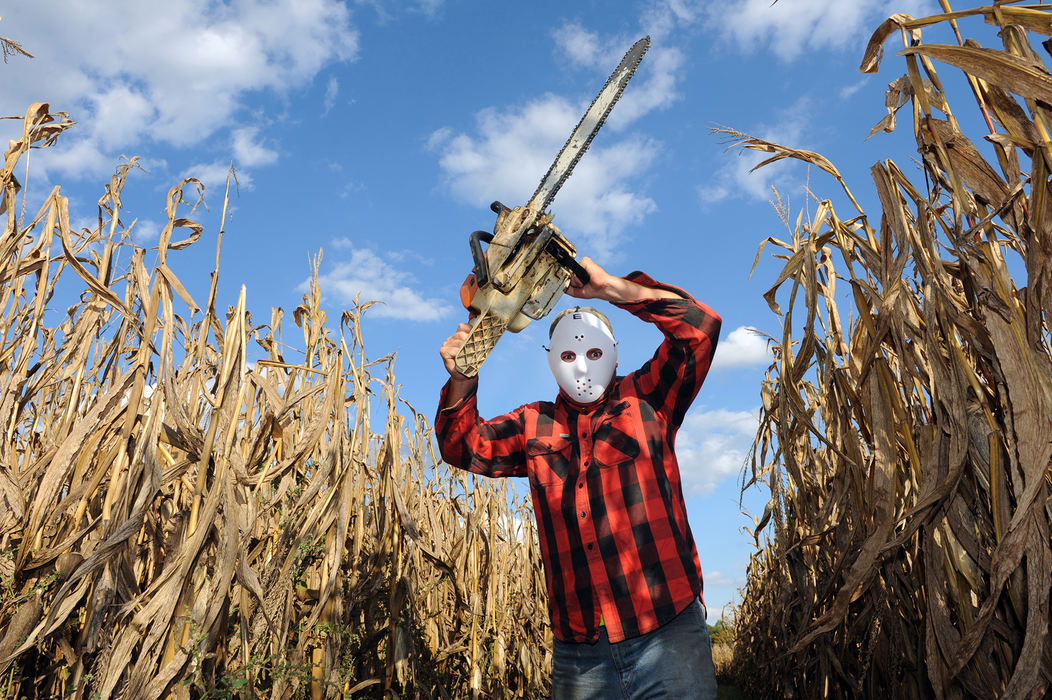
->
[[90, 84, 158, 150], [552, 23, 606, 69], [413, 0, 443, 16], [184, 161, 250, 193], [130, 218, 162, 243], [1, 0, 358, 179], [698, 96, 814, 205], [704, 0, 934, 61], [704, 570, 746, 588], [429, 96, 659, 260], [32, 139, 111, 182], [353, 0, 444, 22], [307, 245, 454, 321], [323, 76, 339, 115], [676, 407, 759, 496], [232, 127, 278, 167], [642, 0, 707, 40], [840, 79, 867, 100], [710, 326, 772, 371]]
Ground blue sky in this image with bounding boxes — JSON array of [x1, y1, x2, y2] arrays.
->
[[1, 0, 944, 623]]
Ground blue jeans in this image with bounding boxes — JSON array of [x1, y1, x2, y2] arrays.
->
[[551, 598, 718, 699]]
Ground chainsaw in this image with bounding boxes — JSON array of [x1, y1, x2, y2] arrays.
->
[[453, 36, 650, 378]]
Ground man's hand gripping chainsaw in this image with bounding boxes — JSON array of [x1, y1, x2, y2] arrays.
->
[[453, 36, 649, 377]]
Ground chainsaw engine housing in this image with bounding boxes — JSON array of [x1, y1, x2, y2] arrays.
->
[[454, 204, 578, 376]]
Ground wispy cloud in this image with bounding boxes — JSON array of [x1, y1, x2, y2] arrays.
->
[[306, 243, 454, 321], [323, 76, 340, 115], [698, 96, 814, 206], [641, 0, 707, 40], [35, 140, 111, 182], [840, 79, 867, 100], [354, 0, 445, 22], [704, 0, 934, 61], [552, 23, 608, 69], [705, 570, 746, 588], [232, 127, 278, 168], [412, 0, 444, 17], [711, 326, 772, 371], [676, 407, 758, 496], [2, 0, 357, 181], [130, 218, 162, 244], [183, 161, 248, 193]]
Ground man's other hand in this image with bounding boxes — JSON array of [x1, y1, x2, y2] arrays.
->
[[566, 257, 615, 300], [439, 322, 478, 386]]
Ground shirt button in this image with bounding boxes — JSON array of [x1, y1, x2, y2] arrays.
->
[[587, 543, 594, 550], [580, 511, 586, 518], [583, 460, 590, 466], [578, 482, 584, 489]]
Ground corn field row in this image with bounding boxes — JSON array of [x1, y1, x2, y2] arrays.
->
[[0, 102, 551, 698], [734, 3, 1051, 698]]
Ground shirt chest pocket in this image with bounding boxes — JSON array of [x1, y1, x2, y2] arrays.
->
[[592, 424, 642, 468], [527, 436, 572, 484]]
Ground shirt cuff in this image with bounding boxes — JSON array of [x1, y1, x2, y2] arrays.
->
[[438, 378, 478, 414]]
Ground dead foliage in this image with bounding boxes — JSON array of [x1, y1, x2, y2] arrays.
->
[[0, 103, 550, 698], [730, 3, 1052, 698]]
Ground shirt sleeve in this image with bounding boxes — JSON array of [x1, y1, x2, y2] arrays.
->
[[614, 271, 722, 427], [434, 380, 529, 478]]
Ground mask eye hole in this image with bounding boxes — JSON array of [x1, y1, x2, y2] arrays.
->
[[560, 350, 576, 363], [586, 348, 603, 361]]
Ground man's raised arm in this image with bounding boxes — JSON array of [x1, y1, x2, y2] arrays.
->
[[566, 257, 682, 304]]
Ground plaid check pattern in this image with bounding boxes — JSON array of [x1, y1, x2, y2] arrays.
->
[[435, 272, 721, 643]]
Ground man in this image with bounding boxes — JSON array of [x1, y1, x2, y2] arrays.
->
[[436, 257, 721, 698]]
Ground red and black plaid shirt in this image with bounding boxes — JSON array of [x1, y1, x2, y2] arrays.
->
[[435, 272, 721, 643]]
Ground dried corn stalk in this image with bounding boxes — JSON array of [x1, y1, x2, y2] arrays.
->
[[0, 102, 551, 698], [732, 4, 1052, 698]]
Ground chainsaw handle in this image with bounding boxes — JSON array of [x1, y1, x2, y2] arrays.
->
[[546, 239, 591, 286], [566, 256, 591, 286], [469, 230, 494, 288]]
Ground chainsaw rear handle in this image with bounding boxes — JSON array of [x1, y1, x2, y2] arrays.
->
[[469, 230, 494, 288]]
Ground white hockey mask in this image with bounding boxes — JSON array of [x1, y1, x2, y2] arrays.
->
[[547, 310, 617, 403]]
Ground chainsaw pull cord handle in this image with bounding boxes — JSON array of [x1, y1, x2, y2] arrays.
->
[[469, 230, 495, 288]]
